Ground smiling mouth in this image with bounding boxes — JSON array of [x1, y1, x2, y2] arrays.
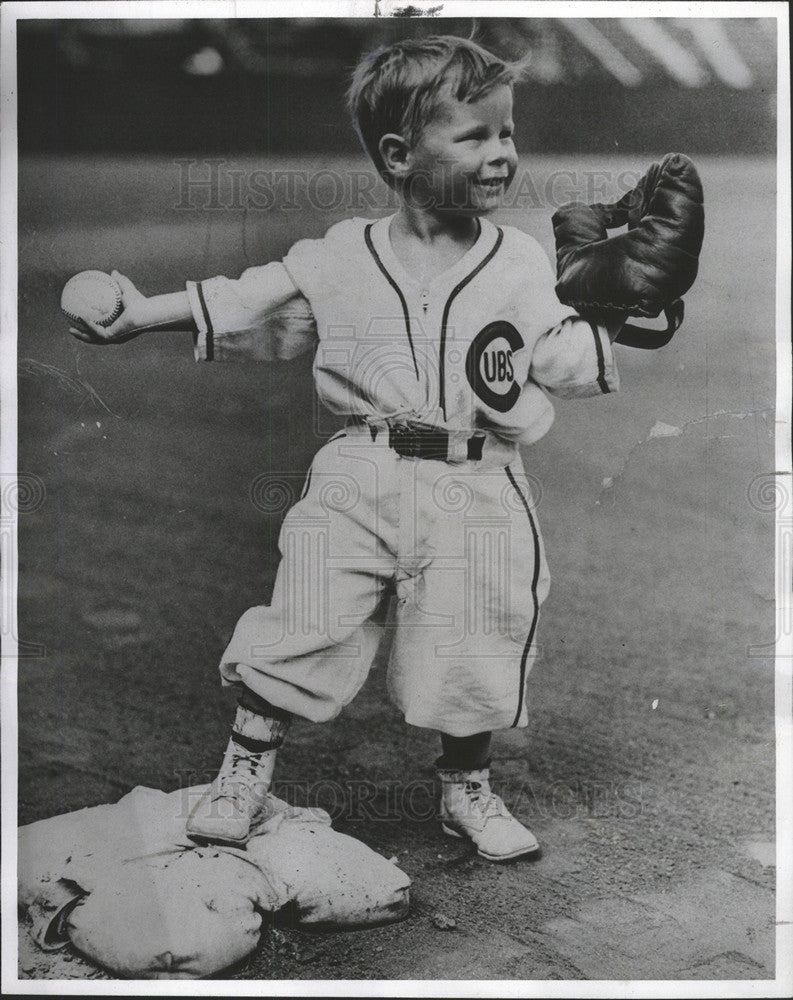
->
[[473, 178, 506, 189]]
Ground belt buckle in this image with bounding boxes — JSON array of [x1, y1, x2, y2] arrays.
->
[[389, 420, 456, 461], [389, 423, 418, 458]]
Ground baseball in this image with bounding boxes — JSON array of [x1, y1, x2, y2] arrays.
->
[[61, 270, 123, 328]]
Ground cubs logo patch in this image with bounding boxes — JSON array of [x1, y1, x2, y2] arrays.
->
[[465, 321, 524, 412]]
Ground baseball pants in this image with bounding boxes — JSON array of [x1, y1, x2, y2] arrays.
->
[[218, 425, 550, 736]]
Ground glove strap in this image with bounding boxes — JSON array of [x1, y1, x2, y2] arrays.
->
[[614, 299, 684, 350]]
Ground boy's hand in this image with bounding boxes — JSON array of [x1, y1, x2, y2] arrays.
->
[[68, 271, 151, 344]]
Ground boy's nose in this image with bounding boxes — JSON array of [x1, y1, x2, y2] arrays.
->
[[485, 149, 513, 174], [484, 140, 514, 168]]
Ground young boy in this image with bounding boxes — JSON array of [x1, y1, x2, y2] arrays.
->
[[69, 35, 622, 862]]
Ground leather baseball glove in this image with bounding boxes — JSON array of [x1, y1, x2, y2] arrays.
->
[[552, 153, 705, 348]]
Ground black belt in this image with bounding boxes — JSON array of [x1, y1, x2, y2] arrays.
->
[[347, 416, 486, 462]]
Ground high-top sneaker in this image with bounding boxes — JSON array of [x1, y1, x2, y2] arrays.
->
[[186, 708, 288, 846], [437, 766, 539, 861]]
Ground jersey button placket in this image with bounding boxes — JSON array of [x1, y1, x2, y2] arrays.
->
[[413, 286, 433, 413]]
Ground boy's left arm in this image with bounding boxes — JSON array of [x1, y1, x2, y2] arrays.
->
[[514, 231, 624, 399], [529, 312, 624, 399], [530, 153, 704, 399]]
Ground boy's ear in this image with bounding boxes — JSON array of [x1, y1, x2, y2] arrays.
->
[[378, 133, 411, 180]]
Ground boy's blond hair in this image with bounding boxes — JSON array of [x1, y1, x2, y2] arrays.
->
[[347, 35, 525, 183]]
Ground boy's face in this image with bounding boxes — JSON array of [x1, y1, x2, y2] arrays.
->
[[406, 84, 518, 216]]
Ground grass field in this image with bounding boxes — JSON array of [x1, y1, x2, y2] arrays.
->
[[15, 153, 778, 980]]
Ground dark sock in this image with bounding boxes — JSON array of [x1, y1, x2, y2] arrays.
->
[[437, 731, 492, 771], [230, 729, 284, 754], [237, 684, 293, 724]]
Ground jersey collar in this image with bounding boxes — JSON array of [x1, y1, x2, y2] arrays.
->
[[368, 214, 500, 293]]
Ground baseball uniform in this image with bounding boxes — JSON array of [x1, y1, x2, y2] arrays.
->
[[186, 215, 619, 735]]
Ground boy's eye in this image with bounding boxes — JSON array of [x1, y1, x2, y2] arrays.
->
[[454, 124, 515, 143]]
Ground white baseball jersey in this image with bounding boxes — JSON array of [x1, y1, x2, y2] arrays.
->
[[187, 215, 619, 443], [185, 216, 620, 733]]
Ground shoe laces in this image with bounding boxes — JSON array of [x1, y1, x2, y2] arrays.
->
[[462, 780, 503, 819], [212, 750, 268, 802], [229, 749, 267, 776]]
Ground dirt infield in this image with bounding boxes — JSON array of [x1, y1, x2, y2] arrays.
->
[[15, 154, 777, 981]]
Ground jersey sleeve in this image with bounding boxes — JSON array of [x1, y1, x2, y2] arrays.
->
[[503, 228, 619, 397], [280, 219, 364, 304], [280, 237, 326, 302], [185, 262, 317, 362], [530, 316, 620, 397]]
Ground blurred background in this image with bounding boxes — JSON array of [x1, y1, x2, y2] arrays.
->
[[18, 16, 776, 154]]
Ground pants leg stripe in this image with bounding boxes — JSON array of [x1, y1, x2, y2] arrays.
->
[[504, 466, 541, 728]]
